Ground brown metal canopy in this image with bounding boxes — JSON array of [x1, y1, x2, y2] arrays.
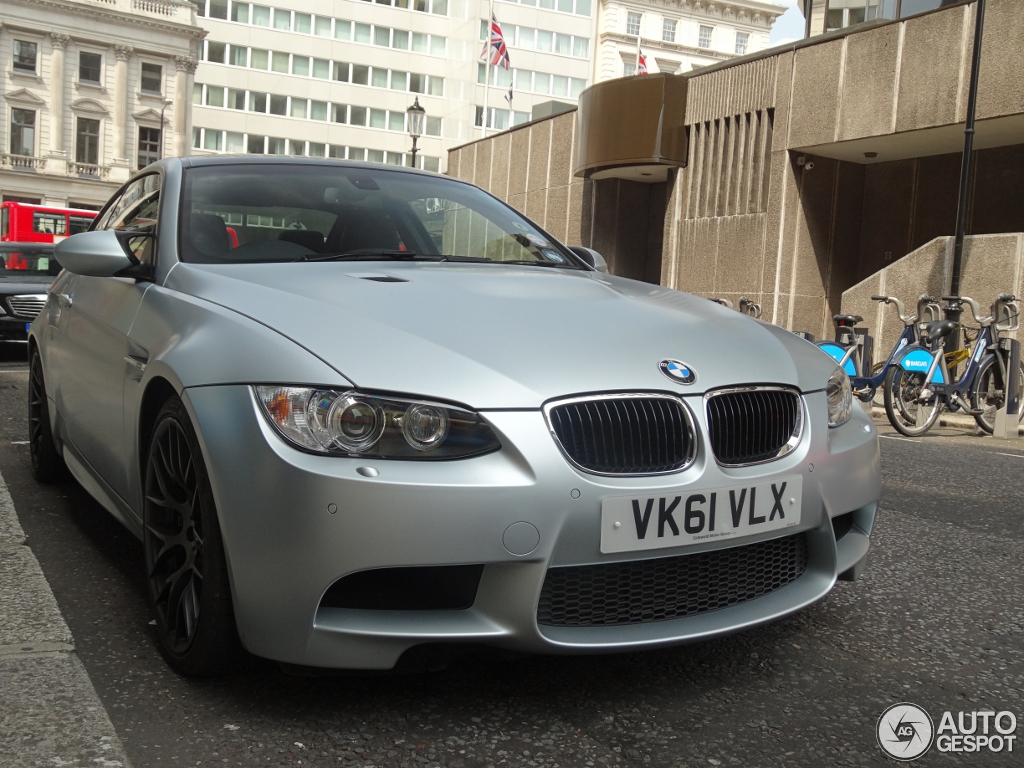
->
[[574, 73, 689, 180]]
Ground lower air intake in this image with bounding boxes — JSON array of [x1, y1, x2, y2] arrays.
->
[[537, 534, 807, 627]]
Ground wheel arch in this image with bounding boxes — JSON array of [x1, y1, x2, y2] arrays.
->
[[137, 376, 180, 481]]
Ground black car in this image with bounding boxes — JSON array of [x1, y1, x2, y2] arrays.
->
[[0, 243, 58, 341]]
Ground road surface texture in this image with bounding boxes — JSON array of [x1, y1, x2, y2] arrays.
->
[[1, 342, 1021, 767]]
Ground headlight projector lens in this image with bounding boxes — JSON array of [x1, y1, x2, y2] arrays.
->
[[328, 396, 385, 451], [402, 404, 449, 451]]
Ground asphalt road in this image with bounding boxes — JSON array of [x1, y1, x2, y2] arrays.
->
[[1, 340, 1022, 767]]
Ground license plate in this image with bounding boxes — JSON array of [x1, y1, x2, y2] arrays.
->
[[600, 475, 802, 554]]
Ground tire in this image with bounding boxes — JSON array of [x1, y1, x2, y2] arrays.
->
[[883, 364, 943, 437], [971, 355, 1024, 434], [28, 349, 65, 483], [143, 396, 242, 676]]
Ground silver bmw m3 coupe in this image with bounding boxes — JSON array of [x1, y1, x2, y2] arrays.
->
[[29, 156, 880, 675]]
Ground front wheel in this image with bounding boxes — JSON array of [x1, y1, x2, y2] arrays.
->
[[971, 355, 1024, 434], [884, 365, 943, 437], [144, 396, 243, 676], [28, 349, 65, 483]]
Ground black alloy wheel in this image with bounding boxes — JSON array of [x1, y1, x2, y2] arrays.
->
[[143, 396, 241, 676], [28, 349, 64, 483]]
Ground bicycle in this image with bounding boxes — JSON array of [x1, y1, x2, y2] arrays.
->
[[739, 296, 762, 319], [883, 293, 1022, 437], [816, 295, 943, 404]]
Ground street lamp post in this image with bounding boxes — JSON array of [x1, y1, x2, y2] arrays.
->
[[158, 98, 173, 159], [406, 97, 426, 168]]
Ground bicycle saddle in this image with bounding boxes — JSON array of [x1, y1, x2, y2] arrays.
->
[[833, 314, 863, 326], [924, 320, 958, 344]]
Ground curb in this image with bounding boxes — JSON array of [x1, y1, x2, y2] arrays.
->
[[0, 469, 133, 768], [868, 404, 1024, 435]]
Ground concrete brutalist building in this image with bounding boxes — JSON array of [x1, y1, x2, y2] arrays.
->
[[445, 0, 1024, 348]]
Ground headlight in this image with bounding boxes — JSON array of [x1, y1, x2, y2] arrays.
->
[[254, 387, 500, 459], [826, 367, 853, 428]]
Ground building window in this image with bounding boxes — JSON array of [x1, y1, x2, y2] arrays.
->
[[208, 0, 227, 19], [626, 12, 641, 36], [138, 127, 161, 169], [75, 117, 100, 164], [698, 25, 713, 49], [736, 31, 749, 55], [79, 52, 102, 83], [662, 19, 676, 43], [141, 63, 163, 94], [623, 62, 635, 77], [13, 40, 37, 73], [10, 109, 36, 156]]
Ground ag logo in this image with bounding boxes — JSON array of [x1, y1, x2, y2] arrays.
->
[[877, 703, 935, 761], [659, 360, 696, 385]]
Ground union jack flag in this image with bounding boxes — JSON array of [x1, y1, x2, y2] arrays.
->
[[481, 14, 510, 71], [637, 50, 649, 75]]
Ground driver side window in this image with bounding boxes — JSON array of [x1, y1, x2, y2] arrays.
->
[[98, 174, 162, 266]]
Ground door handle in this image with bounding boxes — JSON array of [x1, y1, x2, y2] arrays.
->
[[57, 293, 73, 308]]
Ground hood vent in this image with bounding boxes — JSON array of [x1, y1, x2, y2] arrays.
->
[[357, 275, 408, 283]]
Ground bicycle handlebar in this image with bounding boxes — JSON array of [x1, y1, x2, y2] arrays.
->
[[870, 295, 913, 325], [943, 295, 987, 325]]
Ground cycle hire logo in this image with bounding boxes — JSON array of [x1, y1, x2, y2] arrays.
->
[[877, 703, 935, 761]]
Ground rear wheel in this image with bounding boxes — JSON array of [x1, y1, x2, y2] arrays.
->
[[28, 349, 64, 483], [971, 355, 1024, 434], [144, 396, 242, 676], [883, 365, 942, 437]]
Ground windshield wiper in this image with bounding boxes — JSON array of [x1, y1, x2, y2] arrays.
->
[[295, 249, 444, 262], [490, 259, 573, 268]]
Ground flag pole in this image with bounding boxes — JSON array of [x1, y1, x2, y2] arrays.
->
[[635, 12, 642, 74], [482, 0, 494, 138]]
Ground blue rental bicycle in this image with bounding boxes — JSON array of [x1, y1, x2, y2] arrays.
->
[[816, 294, 942, 404], [883, 293, 1022, 436]]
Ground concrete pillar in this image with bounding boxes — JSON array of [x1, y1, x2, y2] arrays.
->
[[112, 44, 133, 163], [48, 33, 69, 156], [173, 56, 197, 157]]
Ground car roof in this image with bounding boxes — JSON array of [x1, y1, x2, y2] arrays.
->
[[175, 154, 449, 180]]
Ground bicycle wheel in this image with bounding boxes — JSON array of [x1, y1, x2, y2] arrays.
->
[[971, 355, 1024, 434], [884, 365, 943, 436]]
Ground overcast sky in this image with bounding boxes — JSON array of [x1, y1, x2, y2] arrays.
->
[[769, 0, 806, 45]]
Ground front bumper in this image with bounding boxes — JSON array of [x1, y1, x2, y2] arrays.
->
[[0, 315, 30, 340], [185, 385, 880, 669]]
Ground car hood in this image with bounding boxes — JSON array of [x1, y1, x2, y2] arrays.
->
[[165, 262, 837, 409]]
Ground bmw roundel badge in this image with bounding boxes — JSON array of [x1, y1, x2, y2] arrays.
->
[[660, 359, 696, 385]]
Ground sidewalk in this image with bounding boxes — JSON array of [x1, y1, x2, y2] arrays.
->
[[0, 469, 131, 768]]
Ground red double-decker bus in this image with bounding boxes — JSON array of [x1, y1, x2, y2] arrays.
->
[[0, 202, 98, 244]]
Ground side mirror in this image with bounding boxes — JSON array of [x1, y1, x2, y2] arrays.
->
[[53, 230, 142, 278], [569, 246, 608, 273]]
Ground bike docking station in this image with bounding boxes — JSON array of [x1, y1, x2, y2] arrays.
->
[[993, 337, 1021, 441]]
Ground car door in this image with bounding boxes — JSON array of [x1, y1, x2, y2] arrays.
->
[[59, 174, 161, 502]]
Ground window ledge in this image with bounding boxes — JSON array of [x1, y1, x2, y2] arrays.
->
[[75, 80, 107, 94], [137, 91, 168, 104], [8, 69, 44, 85]]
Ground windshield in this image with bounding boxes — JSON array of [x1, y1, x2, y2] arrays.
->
[[179, 163, 579, 268], [0, 249, 60, 278]]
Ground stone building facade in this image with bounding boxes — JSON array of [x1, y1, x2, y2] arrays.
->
[[594, 0, 784, 81], [447, 0, 1024, 340], [0, 0, 204, 209]]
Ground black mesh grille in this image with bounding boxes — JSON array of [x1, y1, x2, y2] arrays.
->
[[537, 534, 807, 627], [706, 389, 801, 465], [548, 396, 694, 475]]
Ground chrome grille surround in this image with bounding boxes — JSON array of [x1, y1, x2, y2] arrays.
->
[[8, 294, 47, 319], [703, 385, 804, 467], [542, 392, 698, 476]]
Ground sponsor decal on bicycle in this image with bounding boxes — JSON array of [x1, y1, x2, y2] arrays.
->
[[898, 349, 945, 383], [876, 703, 1018, 761]]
